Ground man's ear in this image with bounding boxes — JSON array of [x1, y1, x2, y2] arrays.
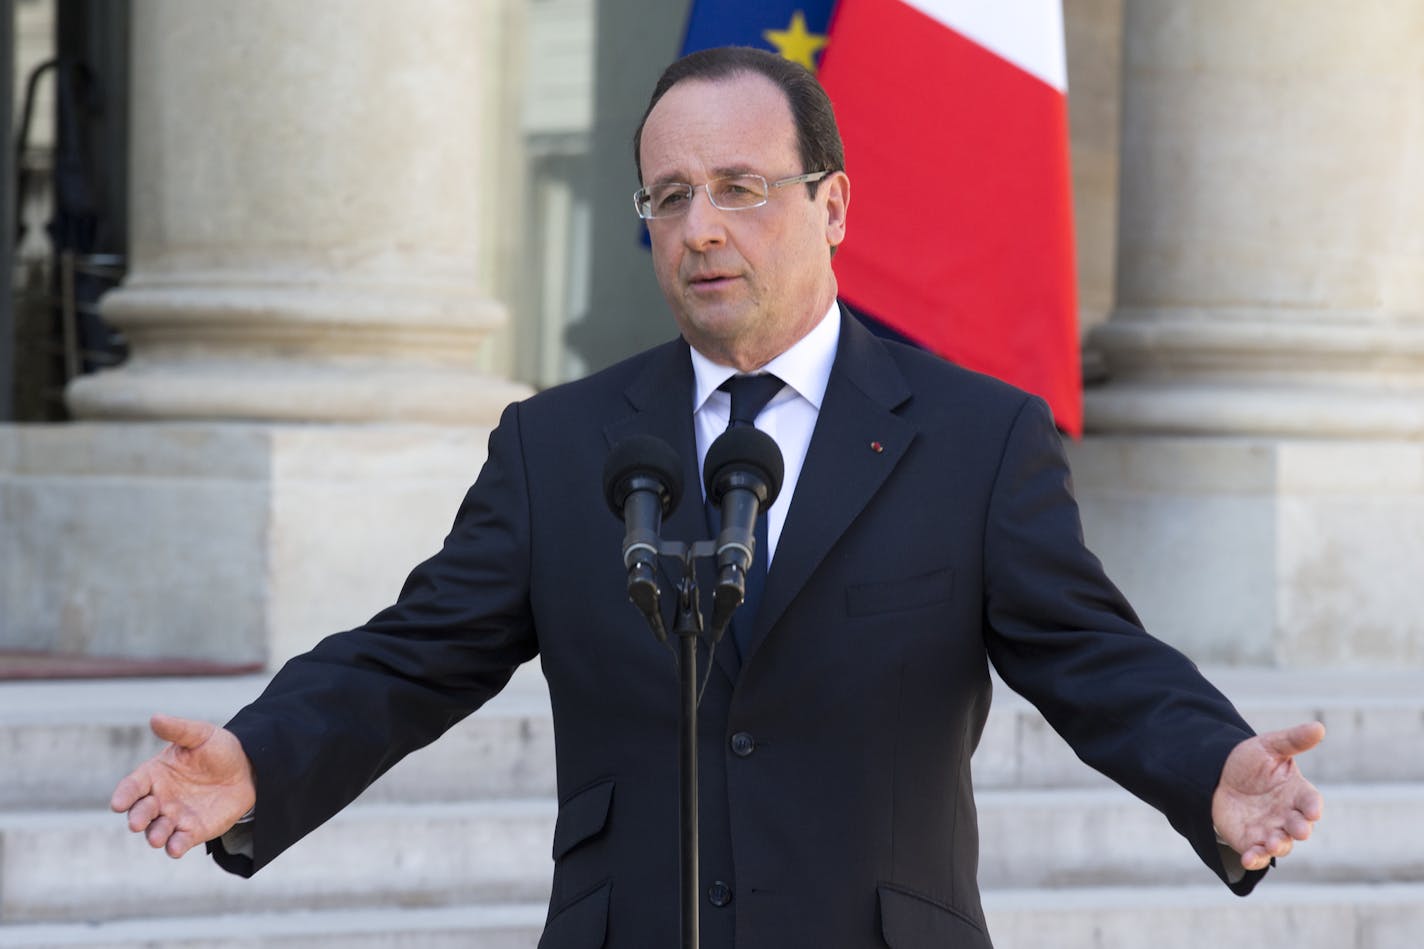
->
[[823, 170, 850, 249]]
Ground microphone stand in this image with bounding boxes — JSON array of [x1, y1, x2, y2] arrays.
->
[[629, 535, 725, 949], [608, 426, 777, 949]]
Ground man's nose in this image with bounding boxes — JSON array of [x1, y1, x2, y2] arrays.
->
[[681, 186, 727, 251]]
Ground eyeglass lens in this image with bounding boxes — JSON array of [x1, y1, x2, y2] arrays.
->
[[641, 175, 769, 218]]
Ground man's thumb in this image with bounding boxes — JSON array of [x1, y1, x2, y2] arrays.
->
[[1263, 721, 1326, 758], [150, 713, 215, 749]]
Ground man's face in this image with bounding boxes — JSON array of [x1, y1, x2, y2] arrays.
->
[[638, 72, 849, 370]]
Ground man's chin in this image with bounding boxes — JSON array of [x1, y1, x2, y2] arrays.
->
[[675, 295, 752, 331], [674, 312, 760, 360]]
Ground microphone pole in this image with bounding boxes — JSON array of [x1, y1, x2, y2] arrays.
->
[[603, 431, 782, 949], [605, 435, 703, 947], [672, 557, 702, 949]]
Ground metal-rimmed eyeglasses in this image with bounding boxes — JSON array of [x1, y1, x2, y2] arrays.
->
[[634, 171, 829, 220]]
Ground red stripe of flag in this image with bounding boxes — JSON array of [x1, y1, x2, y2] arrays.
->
[[819, 0, 1082, 434]]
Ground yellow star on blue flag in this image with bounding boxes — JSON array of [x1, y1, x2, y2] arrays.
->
[[679, 1, 838, 74], [764, 11, 830, 72]]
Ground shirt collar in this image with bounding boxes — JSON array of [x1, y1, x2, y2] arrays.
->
[[689, 300, 841, 413]]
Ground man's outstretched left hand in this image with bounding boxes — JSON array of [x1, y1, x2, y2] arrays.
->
[[1211, 721, 1326, 872]]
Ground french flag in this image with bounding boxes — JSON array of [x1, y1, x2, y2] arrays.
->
[[818, 0, 1081, 433]]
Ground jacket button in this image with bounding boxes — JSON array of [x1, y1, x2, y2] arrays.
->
[[707, 881, 733, 907], [730, 732, 756, 757]]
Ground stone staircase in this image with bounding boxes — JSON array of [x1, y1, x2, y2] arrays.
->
[[1, 665, 1420, 948]]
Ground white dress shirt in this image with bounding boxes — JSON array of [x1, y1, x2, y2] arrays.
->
[[688, 300, 841, 566]]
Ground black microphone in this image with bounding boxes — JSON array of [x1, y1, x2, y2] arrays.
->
[[703, 426, 784, 635], [603, 434, 684, 642]]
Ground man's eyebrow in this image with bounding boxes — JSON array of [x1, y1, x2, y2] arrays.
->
[[710, 163, 759, 178], [646, 164, 760, 187], [647, 171, 689, 188]]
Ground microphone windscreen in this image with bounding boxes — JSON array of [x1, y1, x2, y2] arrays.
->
[[703, 427, 784, 508], [602, 434, 685, 517]]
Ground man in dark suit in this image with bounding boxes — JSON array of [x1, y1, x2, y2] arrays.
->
[[113, 47, 1325, 948]]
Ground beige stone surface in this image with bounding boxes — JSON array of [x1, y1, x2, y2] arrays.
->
[[0, 423, 492, 667], [1091, 1, 1424, 436], [1116, 0, 1424, 314], [1069, 435, 1424, 667], [1064, 0, 1124, 338], [68, 0, 527, 423], [261, 424, 495, 665]]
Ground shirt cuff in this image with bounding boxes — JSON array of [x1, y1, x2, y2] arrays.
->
[[218, 805, 257, 858], [1214, 828, 1246, 884], [220, 820, 255, 859]]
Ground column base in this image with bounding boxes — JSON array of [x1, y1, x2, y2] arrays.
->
[[66, 359, 531, 425], [0, 422, 495, 669], [1085, 381, 1424, 438], [1087, 306, 1424, 437], [1067, 435, 1424, 668]]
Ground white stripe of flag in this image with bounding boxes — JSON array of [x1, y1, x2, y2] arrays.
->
[[899, 0, 1068, 91]]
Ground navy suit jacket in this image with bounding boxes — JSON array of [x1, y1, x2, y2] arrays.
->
[[214, 311, 1262, 948]]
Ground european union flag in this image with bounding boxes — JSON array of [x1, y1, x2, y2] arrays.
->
[[680, 1, 839, 74]]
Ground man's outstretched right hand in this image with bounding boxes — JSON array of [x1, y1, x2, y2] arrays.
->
[[110, 714, 256, 859]]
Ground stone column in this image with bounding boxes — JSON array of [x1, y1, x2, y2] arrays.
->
[[1087, 0, 1424, 436], [3, 1, 531, 668], [67, 0, 526, 422], [1063, 0, 1125, 355], [1069, 1, 1424, 667]]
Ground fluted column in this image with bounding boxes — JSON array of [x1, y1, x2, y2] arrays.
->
[[1086, 0, 1424, 436], [66, 0, 527, 422]]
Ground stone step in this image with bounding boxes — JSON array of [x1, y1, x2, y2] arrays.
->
[[0, 800, 555, 925], [4, 783, 1419, 924], [975, 782, 1424, 890], [1, 884, 1419, 949], [0, 667, 557, 811], [0, 903, 550, 949], [975, 665, 1424, 790], [981, 882, 1423, 949], [3, 665, 1421, 810]]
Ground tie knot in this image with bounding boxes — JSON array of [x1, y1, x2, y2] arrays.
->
[[720, 373, 784, 429]]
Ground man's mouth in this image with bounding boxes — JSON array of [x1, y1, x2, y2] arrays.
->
[[688, 272, 739, 289]]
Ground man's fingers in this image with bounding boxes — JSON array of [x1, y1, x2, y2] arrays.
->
[[146, 815, 175, 850], [110, 772, 149, 813], [1260, 721, 1326, 759], [126, 794, 160, 833], [167, 829, 197, 859], [150, 713, 215, 749], [1297, 784, 1325, 823], [1287, 811, 1316, 840], [1240, 846, 1271, 872]]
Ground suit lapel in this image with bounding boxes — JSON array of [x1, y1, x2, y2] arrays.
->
[[748, 313, 916, 663], [602, 340, 742, 683], [602, 339, 704, 547]]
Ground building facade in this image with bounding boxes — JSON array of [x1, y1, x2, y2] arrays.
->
[[1, 0, 1419, 669]]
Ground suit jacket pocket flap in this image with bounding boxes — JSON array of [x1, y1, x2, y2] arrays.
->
[[538, 879, 610, 949], [552, 778, 614, 861], [847, 567, 953, 617], [878, 883, 989, 949]]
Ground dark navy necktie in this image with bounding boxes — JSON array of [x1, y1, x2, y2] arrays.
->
[[710, 373, 784, 660]]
